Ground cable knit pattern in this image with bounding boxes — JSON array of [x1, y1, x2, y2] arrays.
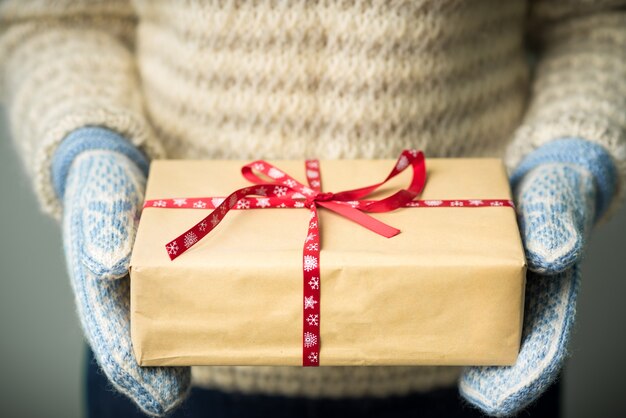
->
[[1, 0, 626, 407]]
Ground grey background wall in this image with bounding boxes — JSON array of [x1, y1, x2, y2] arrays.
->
[[0, 109, 625, 418]]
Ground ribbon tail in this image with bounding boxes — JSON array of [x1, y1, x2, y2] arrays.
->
[[317, 201, 400, 238]]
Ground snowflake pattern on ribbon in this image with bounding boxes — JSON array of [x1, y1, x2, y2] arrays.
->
[[166, 242, 179, 255], [303, 332, 318, 348], [256, 198, 270, 208], [236, 200, 250, 209], [304, 296, 318, 309], [152, 200, 166, 207], [303, 255, 318, 272], [306, 314, 319, 326], [308, 277, 320, 290], [268, 167, 284, 179], [183, 232, 198, 248]]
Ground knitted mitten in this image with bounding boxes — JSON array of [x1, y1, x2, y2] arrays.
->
[[459, 138, 617, 416], [53, 127, 191, 416]]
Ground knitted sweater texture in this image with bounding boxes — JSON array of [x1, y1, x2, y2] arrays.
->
[[1, 0, 626, 398]]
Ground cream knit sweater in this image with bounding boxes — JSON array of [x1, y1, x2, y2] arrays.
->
[[1, 0, 626, 398]]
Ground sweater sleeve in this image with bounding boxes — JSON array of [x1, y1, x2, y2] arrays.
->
[[0, 0, 164, 220], [505, 0, 626, 222]]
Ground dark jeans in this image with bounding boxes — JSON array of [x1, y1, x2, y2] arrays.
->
[[85, 346, 561, 418]]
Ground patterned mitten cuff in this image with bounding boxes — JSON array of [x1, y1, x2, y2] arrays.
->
[[51, 126, 150, 200], [509, 138, 618, 221]]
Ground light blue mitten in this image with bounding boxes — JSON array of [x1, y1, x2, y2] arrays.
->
[[52, 127, 191, 416], [459, 138, 618, 416]]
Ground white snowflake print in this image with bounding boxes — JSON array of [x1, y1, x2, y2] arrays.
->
[[303, 255, 318, 272], [305, 233, 316, 242], [193, 200, 207, 209], [211, 214, 220, 227], [166, 242, 179, 255], [283, 179, 297, 188], [310, 180, 320, 188], [301, 187, 315, 196], [306, 169, 319, 179], [408, 149, 419, 157], [306, 314, 319, 326], [424, 200, 443, 207], [211, 197, 225, 207], [236, 200, 250, 209], [407, 202, 420, 207], [220, 205, 227, 214], [450, 200, 464, 207], [306, 243, 319, 251], [153, 200, 167, 207], [198, 220, 208, 231], [183, 231, 198, 248], [253, 162, 265, 171], [507, 200, 514, 207], [309, 221, 317, 229], [173, 198, 187, 207], [254, 186, 268, 196], [268, 167, 285, 179], [291, 192, 306, 199], [396, 155, 409, 171], [490, 201, 504, 206], [229, 195, 238, 208], [241, 187, 252, 194], [303, 332, 318, 348], [307, 161, 319, 169], [256, 198, 270, 208], [468, 199, 484, 206], [308, 277, 320, 290], [308, 352, 318, 363], [278, 203, 287, 208], [304, 295, 318, 309], [274, 186, 288, 196], [294, 201, 305, 208]]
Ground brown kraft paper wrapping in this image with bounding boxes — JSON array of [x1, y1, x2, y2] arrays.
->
[[130, 158, 527, 367]]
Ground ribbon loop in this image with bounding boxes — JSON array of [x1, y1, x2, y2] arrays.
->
[[345, 150, 427, 213]]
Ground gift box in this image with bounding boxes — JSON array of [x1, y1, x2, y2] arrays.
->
[[129, 153, 527, 367]]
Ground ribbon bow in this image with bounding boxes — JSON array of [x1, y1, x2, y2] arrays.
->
[[160, 150, 426, 261], [144, 150, 513, 366]]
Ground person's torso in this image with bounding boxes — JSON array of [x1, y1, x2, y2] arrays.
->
[[133, 0, 530, 162]]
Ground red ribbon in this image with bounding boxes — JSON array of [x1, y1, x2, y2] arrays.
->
[[143, 150, 514, 366]]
